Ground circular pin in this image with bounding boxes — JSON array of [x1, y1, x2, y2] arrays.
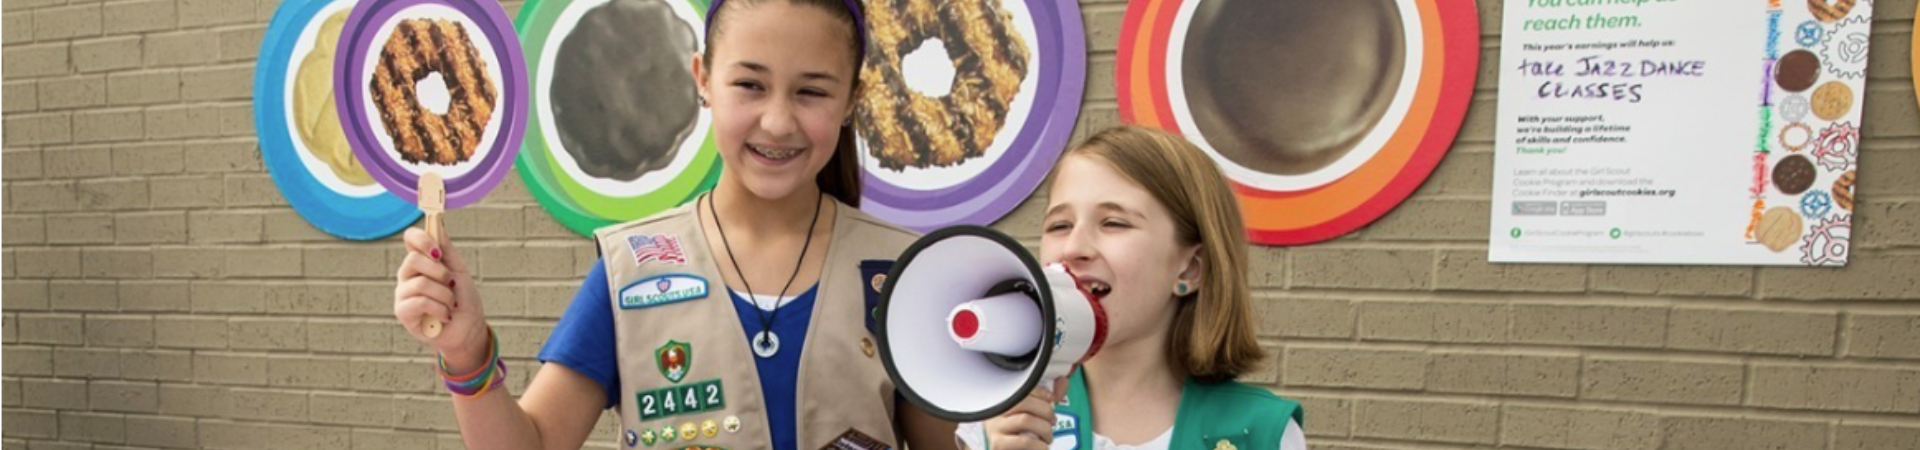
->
[[640, 428, 657, 446], [871, 273, 887, 292], [723, 415, 741, 434], [659, 426, 676, 443], [678, 422, 697, 441], [701, 419, 718, 438], [625, 430, 639, 447]]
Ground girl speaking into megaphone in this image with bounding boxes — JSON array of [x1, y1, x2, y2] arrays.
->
[[959, 126, 1307, 450]]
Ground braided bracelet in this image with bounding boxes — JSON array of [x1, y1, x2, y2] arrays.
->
[[438, 327, 506, 397]]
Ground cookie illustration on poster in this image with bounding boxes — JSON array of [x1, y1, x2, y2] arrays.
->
[[515, 0, 722, 236], [334, 0, 529, 211], [257, 0, 420, 240], [1118, 0, 1480, 245], [854, 0, 1087, 231]]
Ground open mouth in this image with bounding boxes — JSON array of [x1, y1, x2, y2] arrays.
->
[[1078, 279, 1111, 301], [748, 143, 803, 160]]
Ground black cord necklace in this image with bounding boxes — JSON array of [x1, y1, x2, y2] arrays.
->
[[709, 189, 823, 359]]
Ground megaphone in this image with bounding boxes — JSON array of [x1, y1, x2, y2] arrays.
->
[[876, 225, 1109, 421]]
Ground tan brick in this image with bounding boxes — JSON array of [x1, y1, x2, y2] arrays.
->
[[116, 211, 188, 244], [42, 146, 110, 180], [156, 315, 226, 349], [1836, 423, 1920, 450], [177, 0, 253, 26], [141, 30, 219, 67], [1354, 398, 1499, 445], [189, 211, 263, 244], [144, 105, 221, 140], [71, 36, 141, 73], [51, 280, 119, 311], [1289, 394, 1350, 438], [1590, 266, 1753, 297], [1244, 245, 1288, 289], [311, 393, 392, 427], [180, 65, 251, 101], [150, 176, 224, 208], [193, 352, 267, 385], [1437, 250, 1585, 293], [153, 248, 222, 278], [1848, 313, 1920, 360], [89, 381, 157, 413], [46, 213, 114, 244], [121, 349, 193, 382], [1291, 249, 1430, 291], [263, 283, 353, 316], [392, 394, 458, 431], [1660, 415, 1826, 450], [4, 113, 72, 146], [3, 44, 70, 79], [217, 25, 263, 62], [1751, 363, 1920, 413], [1501, 405, 1659, 450], [8, 280, 51, 310], [3, 409, 60, 439], [33, 5, 101, 40], [3, 12, 31, 45], [353, 357, 434, 393], [1582, 357, 1743, 406], [1255, 295, 1352, 339], [227, 388, 308, 422], [1859, 201, 1920, 249], [525, 283, 577, 320], [86, 315, 153, 347], [22, 378, 88, 410], [221, 247, 300, 278], [72, 108, 144, 143], [37, 76, 106, 110], [1416, 150, 1493, 197], [222, 174, 283, 207], [301, 246, 390, 279], [1366, 199, 1491, 242], [3, 80, 38, 113], [4, 148, 44, 179], [449, 206, 524, 239], [470, 244, 579, 280], [266, 355, 352, 389], [1668, 307, 1836, 356], [1459, 97, 1498, 144], [1761, 253, 1920, 300], [104, 0, 175, 34], [107, 70, 181, 105], [1511, 303, 1667, 348], [261, 210, 336, 242], [18, 313, 84, 345], [308, 319, 391, 354], [1863, 82, 1918, 138], [351, 429, 438, 450], [158, 384, 227, 417], [125, 415, 197, 449], [215, 101, 253, 137], [118, 281, 191, 312], [1429, 351, 1578, 398], [2, 378, 18, 407], [182, 140, 259, 173], [202, 420, 352, 449], [190, 282, 274, 314], [1082, 5, 1123, 53], [1358, 301, 1509, 343], [16, 248, 82, 278], [1859, 149, 1920, 197], [229, 318, 305, 351], [111, 142, 183, 176], [77, 178, 150, 210], [1284, 346, 1425, 390], [54, 347, 122, 378], [82, 248, 153, 279]]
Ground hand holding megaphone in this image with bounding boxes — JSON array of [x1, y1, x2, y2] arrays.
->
[[876, 226, 1109, 422]]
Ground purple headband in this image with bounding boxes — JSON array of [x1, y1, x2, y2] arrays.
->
[[704, 0, 869, 57]]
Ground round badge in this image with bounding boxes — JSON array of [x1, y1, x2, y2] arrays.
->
[[256, 0, 421, 239], [335, 0, 530, 210], [853, 0, 1087, 231], [1119, 0, 1478, 244]]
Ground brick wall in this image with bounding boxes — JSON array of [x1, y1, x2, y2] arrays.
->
[[3, 0, 1918, 448]]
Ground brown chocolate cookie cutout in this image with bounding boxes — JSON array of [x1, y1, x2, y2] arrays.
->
[[1773, 154, 1817, 195], [1774, 50, 1820, 93]]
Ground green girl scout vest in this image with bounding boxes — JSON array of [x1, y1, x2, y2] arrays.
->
[[594, 198, 919, 450], [1045, 370, 1304, 450]]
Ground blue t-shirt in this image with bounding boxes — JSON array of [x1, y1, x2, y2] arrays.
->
[[538, 260, 817, 450]]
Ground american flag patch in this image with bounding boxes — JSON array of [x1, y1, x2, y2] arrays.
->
[[627, 234, 687, 267]]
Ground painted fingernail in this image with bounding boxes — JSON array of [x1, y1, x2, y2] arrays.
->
[[430, 248, 442, 260]]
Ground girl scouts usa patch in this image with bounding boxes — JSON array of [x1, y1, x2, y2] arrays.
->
[[620, 274, 709, 309]]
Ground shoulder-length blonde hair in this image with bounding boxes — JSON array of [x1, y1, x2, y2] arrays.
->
[[1067, 125, 1262, 383]]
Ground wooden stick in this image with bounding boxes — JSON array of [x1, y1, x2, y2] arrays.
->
[[418, 173, 446, 338]]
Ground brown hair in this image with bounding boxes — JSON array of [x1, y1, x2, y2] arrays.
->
[[1068, 125, 1263, 383], [703, 0, 866, 207]]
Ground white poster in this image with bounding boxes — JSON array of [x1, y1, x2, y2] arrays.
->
[[1491, 0, 1872, 266]]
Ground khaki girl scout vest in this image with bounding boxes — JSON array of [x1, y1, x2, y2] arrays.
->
[[594, 198, 919, 449]]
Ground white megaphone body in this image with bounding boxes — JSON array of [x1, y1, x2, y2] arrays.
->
[[876, 225, 1110, 421]]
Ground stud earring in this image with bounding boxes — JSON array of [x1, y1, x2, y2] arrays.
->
[[1173, 281, 1192, 297], [698, 96, 708, 107]]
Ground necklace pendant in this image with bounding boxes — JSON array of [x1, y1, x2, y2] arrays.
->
[[752, 330, 781, 358]]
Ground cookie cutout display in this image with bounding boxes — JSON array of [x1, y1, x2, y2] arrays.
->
[[1778, 93, 1811, 123], [257, 0, 419, 239], [514, 0, 720, 236], [1773, 49, 1820, 92], [1820, 12, 1870, 80], [1778, 123, 1812, 152], [1121, 0, 1478, 244], [337, 0, 528, 210], [1812, 121, 1859, 172], [855, 0, 1087, 231], [1772, 154, 1816, 195], [1799, 214, 1850, 266], [1809, 81, 1853, 121], [1754, 0, 1870, 266], [1756, 206, 1805, 253], [1832, 170, 1855, 210], [1808, 0, 1857, 22]]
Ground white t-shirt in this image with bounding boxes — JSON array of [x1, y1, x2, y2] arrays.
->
[[955, 419, 1307, 450]]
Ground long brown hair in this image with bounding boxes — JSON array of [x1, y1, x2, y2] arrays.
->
[[703, 0, 866, 207], [1069, 125, 1263, 383]]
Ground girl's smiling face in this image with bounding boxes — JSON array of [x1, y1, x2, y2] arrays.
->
[[1041, 153, 1203, 349], [694, 1, 860, 201]]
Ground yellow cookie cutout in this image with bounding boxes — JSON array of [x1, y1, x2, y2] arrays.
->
[[292, 9, 375, 187]]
